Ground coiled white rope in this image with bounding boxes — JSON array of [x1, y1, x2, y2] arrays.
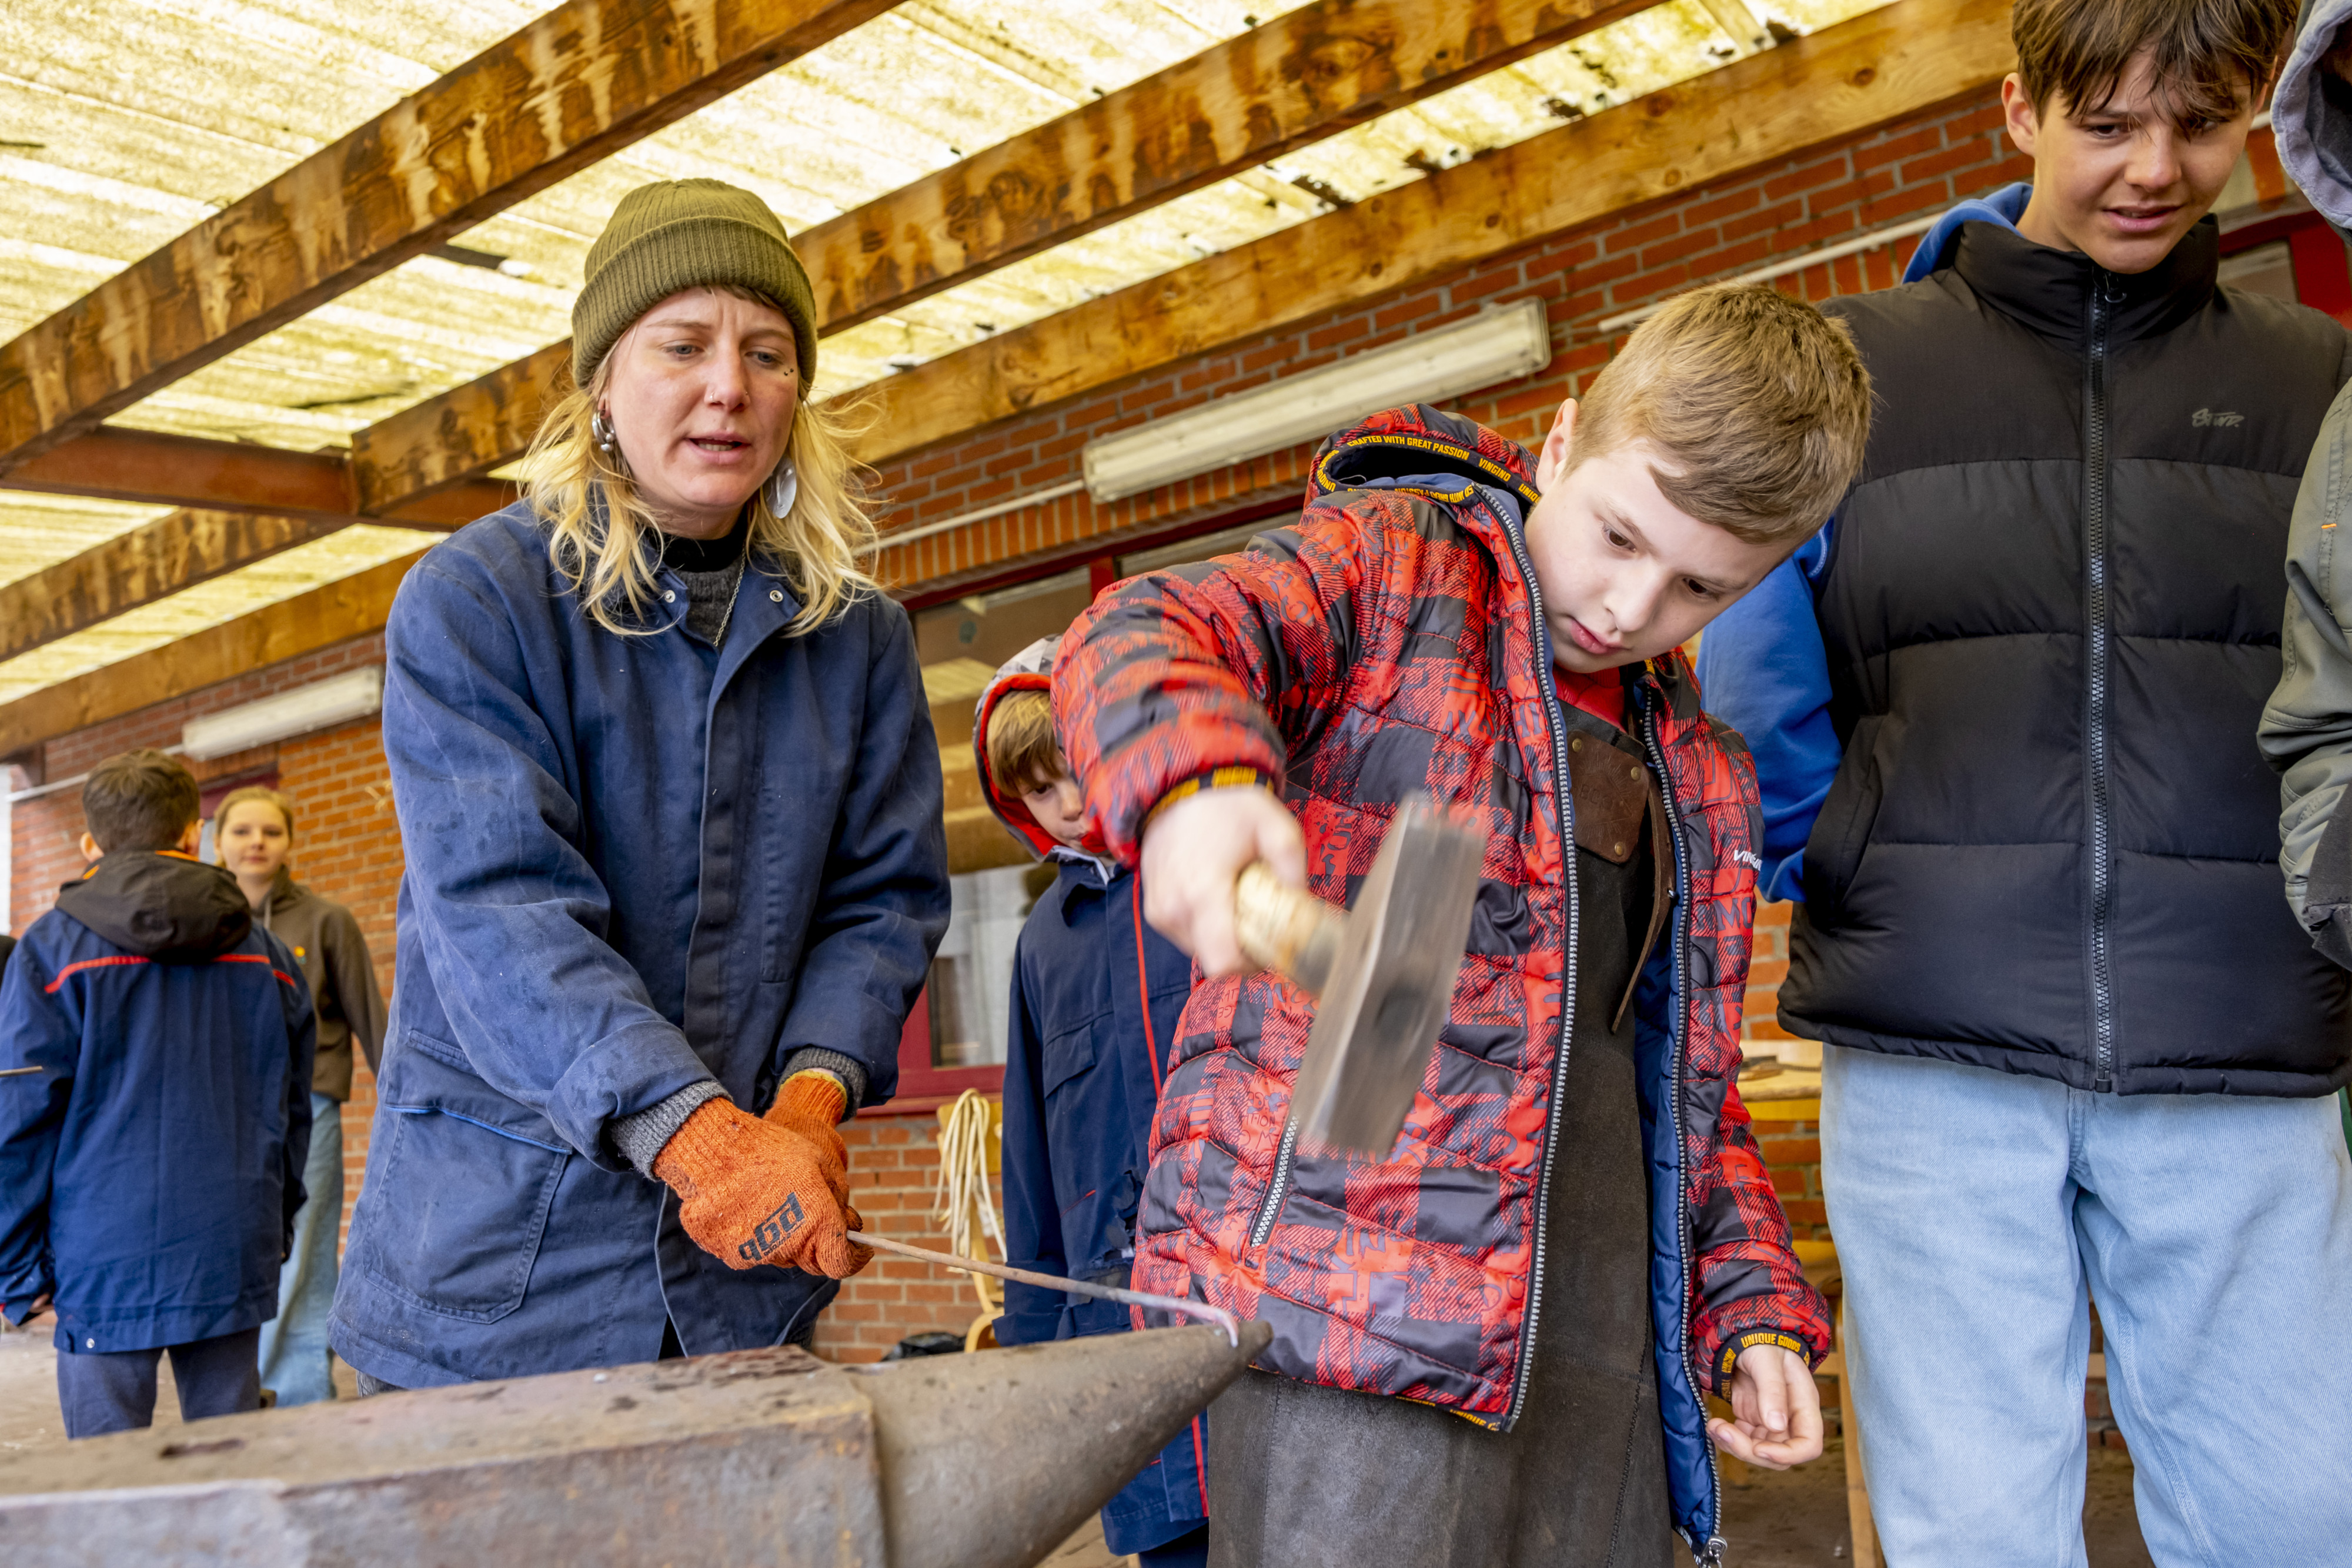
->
[[932, 1088, 1005, 1310]]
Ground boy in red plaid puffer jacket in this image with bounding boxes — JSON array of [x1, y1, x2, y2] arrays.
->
[[1054, 284, 1868, 1567]]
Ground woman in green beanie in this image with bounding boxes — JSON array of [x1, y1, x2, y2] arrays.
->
[[332, 179, 951, 1389]]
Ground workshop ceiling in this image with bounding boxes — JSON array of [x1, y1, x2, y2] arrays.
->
[[0, 0, 1891, 716]]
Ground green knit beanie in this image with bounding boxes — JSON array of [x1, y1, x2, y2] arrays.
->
[[572, 178, 818, 388]]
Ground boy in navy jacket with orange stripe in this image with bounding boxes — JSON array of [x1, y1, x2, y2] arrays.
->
[[0, 750, 315, 1437], [977, 640, 1208, 1568]]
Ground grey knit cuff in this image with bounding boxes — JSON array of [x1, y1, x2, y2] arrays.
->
[[611, 1079, 730, 1178], [780, 1048, 867, 1117]]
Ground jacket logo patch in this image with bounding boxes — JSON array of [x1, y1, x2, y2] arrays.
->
[[2191, 408, 2244, 428], [1732, 848, 1764, 870], [740, 1194, 805, 1262]]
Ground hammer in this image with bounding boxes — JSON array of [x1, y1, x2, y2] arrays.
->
[[1230, 797, 1486, 1157]]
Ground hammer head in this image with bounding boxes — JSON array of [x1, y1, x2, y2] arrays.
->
[[1288, 798, 1486, 1158]]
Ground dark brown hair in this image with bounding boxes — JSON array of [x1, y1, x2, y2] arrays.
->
[[1571, 283, 1872, 547], [985, 689, 1067, 796], [2012, 0, 2294, 123], [82, 749, 201, 854]]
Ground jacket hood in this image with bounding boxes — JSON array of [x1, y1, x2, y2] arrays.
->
[[2279, 0, 2352, 235], [1306, 403, 1542, 517], [1903, 182, 2031, 280], [975, 636, 1109, 860], [256, 867, 313, 922], [55, 851, 253, 961]]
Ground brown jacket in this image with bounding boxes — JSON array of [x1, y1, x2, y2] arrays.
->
[[255, 871, 385, 1101]]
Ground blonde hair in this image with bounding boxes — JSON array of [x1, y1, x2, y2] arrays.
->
[[986, 690, 1067, 795], [520, 286, 879, 637], [1573, 283, 1872, 546], [214, 785, 295, 840]]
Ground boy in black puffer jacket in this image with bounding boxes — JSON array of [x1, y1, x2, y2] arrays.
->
[[0, 750, 315, 1437], [1699, 0, 2352, 1559]]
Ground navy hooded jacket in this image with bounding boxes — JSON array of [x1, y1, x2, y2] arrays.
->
[[0, 852, 315, 1353], [330, 503, 948, 1388], [977, 642, 1208, 1554]]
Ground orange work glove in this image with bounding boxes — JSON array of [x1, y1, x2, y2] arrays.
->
[[653, 1076, 870, 1279], [765, 1070, 852, 1208]]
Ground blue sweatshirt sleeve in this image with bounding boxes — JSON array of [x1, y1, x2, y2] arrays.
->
[[996, 933, 1068, 1346], [0, 931, 72, 1316], [1693, 526, 1840, 904]]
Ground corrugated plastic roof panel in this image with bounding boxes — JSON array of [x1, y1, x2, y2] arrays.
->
[[0, 525, 444, 707], [0, 0, 1890, 711]]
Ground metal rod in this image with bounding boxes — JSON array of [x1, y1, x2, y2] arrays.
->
[[863, 1234, 1243, 1349], [0, 1067, 39, 1078]]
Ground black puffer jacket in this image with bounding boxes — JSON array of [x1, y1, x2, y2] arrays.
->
[[1783, 216, 2352, 1096]]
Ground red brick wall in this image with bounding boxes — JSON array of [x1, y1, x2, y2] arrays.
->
[[820, 1115, 1010, 1363]]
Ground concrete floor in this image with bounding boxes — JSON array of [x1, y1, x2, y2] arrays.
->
[[0, 1324, 2153, 1565]]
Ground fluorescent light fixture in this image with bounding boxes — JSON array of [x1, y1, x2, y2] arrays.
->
[[1081, 299, 1552, 504], [182, 667, 385, 760]]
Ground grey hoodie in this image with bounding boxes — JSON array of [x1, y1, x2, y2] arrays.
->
[[2261, 1, 2352, 965], [2277, 0, 2352, 236]]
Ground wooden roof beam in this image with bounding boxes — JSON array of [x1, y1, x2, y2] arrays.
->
[[801, 0, 1656, 333], [0, 427, 496, 664], [349, 342, 573, 514], [0, 0, 900, 473], [856, 0, 2015, 472], [1, 423, 507, 525], [0, 511, 349, 666], [326, 0, 1656, 514], [0, 0, 2012, 753], [0, 551, 423, 759]]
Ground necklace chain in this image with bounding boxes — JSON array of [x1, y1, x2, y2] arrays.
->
[[710, 552, 749, 649]]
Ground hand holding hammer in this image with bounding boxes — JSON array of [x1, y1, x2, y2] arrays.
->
[[1142, 784, 1485, 1156], [1140, 784, 1311, 978]]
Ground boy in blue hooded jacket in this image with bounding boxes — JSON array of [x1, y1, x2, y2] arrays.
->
[[0, 749, 315, 1438], [975, 638, 1207, 1568]]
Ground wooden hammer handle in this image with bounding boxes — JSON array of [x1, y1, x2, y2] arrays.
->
[[1234, 862, 1343, 997]]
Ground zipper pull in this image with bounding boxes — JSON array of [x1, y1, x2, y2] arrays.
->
[[1699, 1536, 1728, 1567]]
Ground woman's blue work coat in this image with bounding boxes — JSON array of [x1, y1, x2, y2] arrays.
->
[[330, 503, 948, 1389]]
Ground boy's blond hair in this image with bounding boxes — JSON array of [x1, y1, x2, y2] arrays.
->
[[987, 689, 1066, 796], [1571, 282, 1872, 546]]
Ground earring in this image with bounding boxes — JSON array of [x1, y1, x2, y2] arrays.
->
[[766, 461, 799, 517], [590, 410, 616, 454]]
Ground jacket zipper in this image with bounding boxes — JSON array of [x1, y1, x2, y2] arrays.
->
[[1496, 510, 1581, 1435], [1638, 677, 1723, 1562], [2084, 273, 2120, 1093], [1252, 503, 1586, 1293], [1248, 1116, 1301, 1249]]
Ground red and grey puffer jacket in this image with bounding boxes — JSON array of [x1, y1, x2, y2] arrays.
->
[[1055, 404, 1829, 1558]]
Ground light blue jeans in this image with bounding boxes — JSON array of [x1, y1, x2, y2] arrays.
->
[[1821, 1044, 2352, 1567], [257, 1092, 343, 1406]]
